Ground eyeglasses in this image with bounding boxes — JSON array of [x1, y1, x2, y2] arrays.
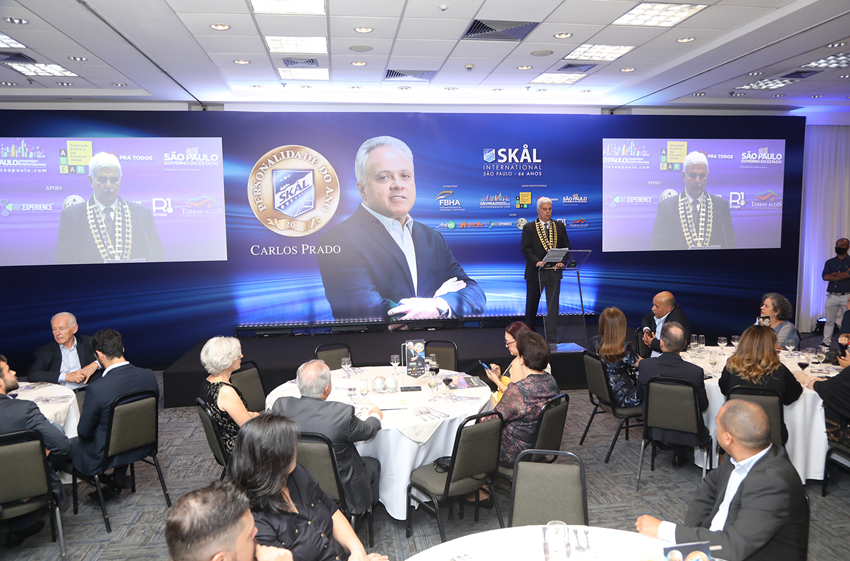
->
[[687, 172, 707, 180], [505, 339, 516, 346], [94, 175, 121, 185]]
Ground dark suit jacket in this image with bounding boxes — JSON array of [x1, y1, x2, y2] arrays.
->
[[640, 305, 692, 356], [520, 219, 570, 280], [72, 363, 159, 476], [28, 335, 102, 385], [0, 394, 72, 457], [56, 196, 164, 264], [317, 205, 485, 320], [272, 395, 380, 514], [677, 445, 809, 561], [841, 309, 850, 336], [637, 352, 709, 447], [651, 190, 735, 250]]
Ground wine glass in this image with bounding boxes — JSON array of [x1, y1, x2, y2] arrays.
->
[[817, 346, 827, 366], [796, 353, 809, 372], [803, 347, 816, 366], [717, 337, 727, 354], [390, 354, 400, 376], [341, 356, 352, 379], [708, 350, 718, 375], [731, 335, 740, 349], [427, 373, 438, 394], [784, 341, 795, 357]]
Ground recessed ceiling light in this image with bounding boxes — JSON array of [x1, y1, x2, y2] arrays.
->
[[731, 92, 745, 97], [620, 67, 635, 72], [349, 45, 373, 52], [68, 56, 87, 62], [811, 94, 823, 98], [517, 65, 533, 70], [112, 82, 127, 87], [536, 89, 548, 92], [398, 86, 411, 90], [351, 61, 367, 66], [277, 68, 329, 80], [531, 73, 585, 84], [581, 89, 593, 93], [492, 88, 503, 92], [252, 85, 263, 88], [265, 36, 327, 54], [772, 94, 785, 97], [554, 32, 573, 39], [693, 92, 705, 96], [210, 24, 230, 31], [748, 71, 763, 76], [827, 42, 846, 48], [531, 50, 554, 57], [6, 63, 77, 77], [250, 0, 325, 15], [677, 37, 695, 43], [234, 59, 251, 65], [803, 53, 850, 69], [613, 3, 707, 27], [737, 78, 799, 90], [564, 44, 635, 61], [4, 17, 28, 25], [0, 81, 17, 86], [444, 87, 458, 90], [840, 74, 850, 78], [56, 82, 73, 87], [354, 27, 373, 33], [301, 85, 312, 89], [350, 86, 361, 89], [0, 33, 25, 48]]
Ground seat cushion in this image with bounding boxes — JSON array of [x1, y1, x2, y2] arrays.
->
[[613, 405, 642, 417], [410, 464, 489, 497]]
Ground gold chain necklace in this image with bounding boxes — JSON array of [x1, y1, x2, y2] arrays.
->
[[535, 219, 557, 250], [677, 192, 713, 247], [86, 198, 134, 260]]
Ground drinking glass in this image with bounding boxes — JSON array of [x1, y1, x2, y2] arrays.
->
[[803, 347, 816, 365], [731, 335, 740, 349], [796, 354, 809, 372], [390, 354, 400, 376], [784, 341, 795, 357], [544, 520, 570, 561], [708, 350, 718, 374], [698, 335, 706, 357], [690, 334, 698, 352], [427, 373, 438, 394], [341, 356, 352, 378], [717, 337, 727, 353], [817, 346, 827, 365]]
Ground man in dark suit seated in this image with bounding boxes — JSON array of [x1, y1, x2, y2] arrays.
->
[[636, 400, 809, 561], [0, 354, 72, 548], [640, 291, 691, 358], [271, 359, 382, 514], [72, 329, 159, 499], [28, 312, 101, 406], [637, 322, 708, 467]]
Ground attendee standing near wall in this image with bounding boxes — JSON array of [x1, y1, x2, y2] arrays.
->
[[822, 237, 850, 347]]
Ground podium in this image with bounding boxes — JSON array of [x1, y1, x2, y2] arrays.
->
[[539, 249, 592, 344]]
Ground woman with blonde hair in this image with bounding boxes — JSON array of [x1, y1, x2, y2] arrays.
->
[[719, 324, 802, 443], [589, 307, 641, 408]]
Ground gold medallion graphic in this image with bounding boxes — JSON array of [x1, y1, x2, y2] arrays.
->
[[247, 145, 340, 237]]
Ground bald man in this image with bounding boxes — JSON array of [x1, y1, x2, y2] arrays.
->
[[636, 400, 809, 561], [640, 291, 691, 358]]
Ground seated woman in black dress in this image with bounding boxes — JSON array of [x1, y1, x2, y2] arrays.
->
[[719, 325, 802, 443], [228, 414, 387, 561], [199, 336, 258, 456], [795, 336, 850, 447], [589, 307, 641, 408]]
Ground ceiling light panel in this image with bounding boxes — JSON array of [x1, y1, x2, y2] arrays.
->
[[613, 3, 707, 27], [0, 32, 25, 48], [265, 36, 327, 54], [802, 53, 850, 68], [5, 63, 77, 77], [736, 78, 800, 90], [277, 67, 329, 80], [530, 73, 586, 84], [564, 44, 635, 61], [250, 0, 325, 15]]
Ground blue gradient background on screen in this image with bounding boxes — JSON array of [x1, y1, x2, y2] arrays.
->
[[0, 111, 804, 369]]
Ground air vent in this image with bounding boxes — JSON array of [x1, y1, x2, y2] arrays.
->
[[558, 63, 596, 72], [0, 52, 36, 63], [463, 20, 539, 42], [781, 70, 821, 80], [384, 69, 437, 82], [282, 58, 318, 68]]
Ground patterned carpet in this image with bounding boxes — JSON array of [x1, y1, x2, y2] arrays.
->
[[4, 374, 849, 560]]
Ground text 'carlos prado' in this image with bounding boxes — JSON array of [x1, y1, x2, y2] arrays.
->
[[250, 244, 341, 256]]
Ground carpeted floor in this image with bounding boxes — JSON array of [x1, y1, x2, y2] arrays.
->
[[4, 373, 850, 560]]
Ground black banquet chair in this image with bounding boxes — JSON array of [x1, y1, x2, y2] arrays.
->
[[315, 342, 352, 371], [196, 397, 230, 480], [230, 359, 267, 412], [726, 386, 785, 447], [509, 449, 588, 527], [424, 340, 458, 372]]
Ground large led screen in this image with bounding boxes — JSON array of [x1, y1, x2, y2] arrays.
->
[[602, 139, 786, 252], [0, 137, 226, 266]]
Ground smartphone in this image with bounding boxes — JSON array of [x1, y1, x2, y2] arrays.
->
[[478, 360, 491, 371]]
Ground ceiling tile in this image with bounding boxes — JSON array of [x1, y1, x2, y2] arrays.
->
[[523, 22, 605, 44], [329, 36, 394, 55], [478, 0, 567, 22], [396, 18, 470, 41], [195, 34, 268, 54], [616, 47, 687, 64], [219, 66, 279, 80], [3, 29, 82, 50], [385, 55, 445, 70], [328, 68, 385, 81], [330, 0, 405, 18], [330, 54, 388, 67], [207, 53, 271, 66], [449, 40, 518, 58], [403, 0, 484, 19], [640, 27, 730, 49], [585, 25, 667, 46], [390, 39, 456, 58], [177, 13, 258, 35], [254, 14, 328, 36], [328, 16, 399, 39], [442, 57, 503, 73], [682, 6, 775, 30], [166, 0, 251, 13], [546, 0, 636, 25]]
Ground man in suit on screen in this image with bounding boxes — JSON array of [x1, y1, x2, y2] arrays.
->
[[56, 152, 164, 264], [317, 136, 485, 321]]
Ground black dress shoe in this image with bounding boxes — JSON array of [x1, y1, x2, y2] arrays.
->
[[6, 519, 45, 547], [464, 495, 495, 509], [109, 472, 134, 490], [672, 454, 688, 468], [88, 485, 120, 502]]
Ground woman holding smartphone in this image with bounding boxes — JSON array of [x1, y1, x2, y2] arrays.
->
[[483, 321, 533, 405]]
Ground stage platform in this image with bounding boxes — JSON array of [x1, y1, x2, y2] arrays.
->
[[163, 321, 595, 408]]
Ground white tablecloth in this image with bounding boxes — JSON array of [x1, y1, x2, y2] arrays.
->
[[265, 366, 492, 520], [684, 347, 830, 481], [15, 381, 80, 438], [406, 524, 666, 561]]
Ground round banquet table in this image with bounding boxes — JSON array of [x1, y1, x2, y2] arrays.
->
[[14, 381, 80, 438], [265, 366, 492, 520], [684, 346, 832, 481], [405, 524, 666, 561]]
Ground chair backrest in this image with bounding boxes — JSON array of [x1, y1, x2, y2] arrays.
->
[[315, 343, 352, 371], [531, 393, 569, 462], [726, 386, 784, 447], [105, 390, 158, 462], [445, 411, 503, 496], [424, 340, 458, 371], [230, 360, 266, 412], [0, 431, 50, 506], [510, 449, 587, 527], [644, 377, 702, 435], [635, 327, 651, 359], [583, 351, 613, 405], [297, 432, 348, 510], [196, 397, 229, 468]]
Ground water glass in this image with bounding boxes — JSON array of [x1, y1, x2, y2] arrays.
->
[[784, 341, 795, 356], [544, 520, 570, 561], [817, 346, 827, 365], [708, 350, 718, 374], [717, 337, 727, 353], [390, 354, 400, 375], [731, 335, 740, 348], [690, 334, 698, 352], [698, 335, 706, 355], [341, 356, 352, 378]]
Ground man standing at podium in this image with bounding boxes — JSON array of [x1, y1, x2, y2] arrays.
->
[[522, 197, 569, 343]]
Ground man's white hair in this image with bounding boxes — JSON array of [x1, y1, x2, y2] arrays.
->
[[88, 152, 122, 178], [683, 151, 709, 173], [51, 312, 77, 328], [354, 136, 414, 185], [537, 196, 553, 209], [296, 359, 331, 397]]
